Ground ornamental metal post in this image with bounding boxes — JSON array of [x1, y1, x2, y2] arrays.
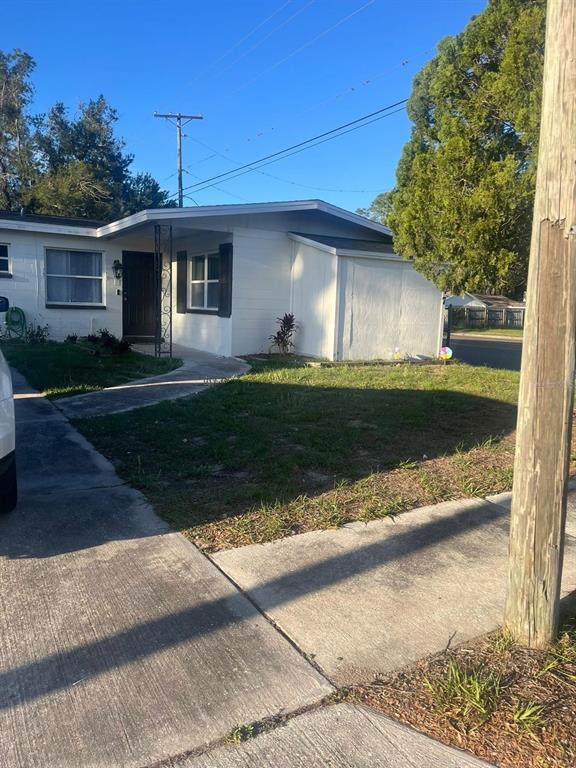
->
[[153, 223, 173, 358]]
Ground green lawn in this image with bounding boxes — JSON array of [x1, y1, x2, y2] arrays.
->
[[2, 341, 181, 398], [452, 328, 524, 337], [77, 359, 526, 552]]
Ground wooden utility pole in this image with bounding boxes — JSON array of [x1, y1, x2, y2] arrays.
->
[[154, 112, 203, 207], [505, 0, 576, 648]]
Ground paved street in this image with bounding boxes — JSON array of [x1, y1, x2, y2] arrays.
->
[[450, 335, 523, 371]]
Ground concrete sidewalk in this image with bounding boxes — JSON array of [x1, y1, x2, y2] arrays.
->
[[55, 344, 249, 419], [214, 492, 576, 685], [180, 704, 493, 767]]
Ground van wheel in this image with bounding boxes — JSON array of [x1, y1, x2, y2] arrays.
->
[[0, 456, 17, 514]]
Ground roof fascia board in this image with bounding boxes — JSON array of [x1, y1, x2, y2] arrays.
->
[[98, 202, 332, 238], [288, 233, 401, 261], [0, 200, 394, 239], [336, 249, 404, 261], [0, 218, 98, 237], [316, 201, 393, 236], [287, 232, 337, 254]]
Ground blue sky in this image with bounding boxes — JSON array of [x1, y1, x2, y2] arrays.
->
[[6, 0, 486, 212]]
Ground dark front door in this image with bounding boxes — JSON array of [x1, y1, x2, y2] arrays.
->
[[122, 251, 156, 340]]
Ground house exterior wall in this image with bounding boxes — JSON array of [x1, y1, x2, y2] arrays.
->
[[290, 241, 338, 359], [336, 256, 443, 361], [0, 228, 125, 341], [230, 228, 292, 357], [171, 232, 233, 356]]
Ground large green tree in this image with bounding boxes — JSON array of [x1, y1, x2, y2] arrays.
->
[[369, 0, 545, 296], [28, 97, 174, 219], [0, 50, 36, 209], [0, 50, 173, 219]]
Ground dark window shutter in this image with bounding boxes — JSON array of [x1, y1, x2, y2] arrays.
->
[[176, 250, 187, 313], [218, 243, 233, 318]]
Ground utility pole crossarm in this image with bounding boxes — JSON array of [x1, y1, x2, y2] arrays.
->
[[153, 112, 203, 122], [154, 111, 203, 208]]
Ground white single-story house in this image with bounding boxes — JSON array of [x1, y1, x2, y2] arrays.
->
[[444, 291, 525, 329], [0, 200, 443, 361]]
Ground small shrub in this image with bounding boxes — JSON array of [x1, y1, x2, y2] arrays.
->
[[115, 338, 132, 355], [424, 660, 502, 729], [65, 333, 78, 344], [491, 628, 514, 653], [97, 328, 116, 349], [82, 329, 131, 355], [513, 701, 546, 733], [24, 323, 50, 343], [269, 313, 297, 354]]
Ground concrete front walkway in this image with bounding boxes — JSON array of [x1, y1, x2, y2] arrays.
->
[[214, 492, 576, 685], [56, 344, 250, 419]]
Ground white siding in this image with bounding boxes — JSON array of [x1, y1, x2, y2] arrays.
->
[[0, 229, 124, 341], [337, 257, 443, 361], [230, 228, 292, 356], [171, 232, 233, 357], [290, 241, 338, 359]]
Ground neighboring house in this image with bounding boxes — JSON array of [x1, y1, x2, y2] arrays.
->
[[444, 292, 524, 310], [445, 292, 525, 329], [0, 200, 443, 361]]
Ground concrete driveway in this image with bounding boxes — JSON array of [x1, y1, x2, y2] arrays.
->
[[0, 371, 331, 768]]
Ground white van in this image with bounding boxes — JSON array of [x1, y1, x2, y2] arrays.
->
[[0, 296, 17, 514]]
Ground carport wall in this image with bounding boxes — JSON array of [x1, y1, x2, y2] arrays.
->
[[289, 235, 443, 361]]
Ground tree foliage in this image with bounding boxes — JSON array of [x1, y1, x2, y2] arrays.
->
[[0, 50, 36, 210], [0, 51, 173, 219], [356, 191, 393, 226], [370, 0, 545, 296]]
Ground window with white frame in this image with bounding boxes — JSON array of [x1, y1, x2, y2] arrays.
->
[[45, 248, 104, 305], [0, 244, 10, 274], [189, 253, 220, 310]]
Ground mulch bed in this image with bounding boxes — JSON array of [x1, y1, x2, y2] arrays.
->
[[350, 624, 576, 768]]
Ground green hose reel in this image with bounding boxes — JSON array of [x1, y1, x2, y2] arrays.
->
[[3, 306, 26, 340]]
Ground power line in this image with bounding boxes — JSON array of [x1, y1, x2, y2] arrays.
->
[[183, 169, 251, 203], [180, 105, 405, 196], [203, 0, 317, 86], [175, 98, 407, 196], [187, 135, 380, 194], [189, 47, 430, 168], [190, 0, 295, 84], [226, 0, 376, 98]]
